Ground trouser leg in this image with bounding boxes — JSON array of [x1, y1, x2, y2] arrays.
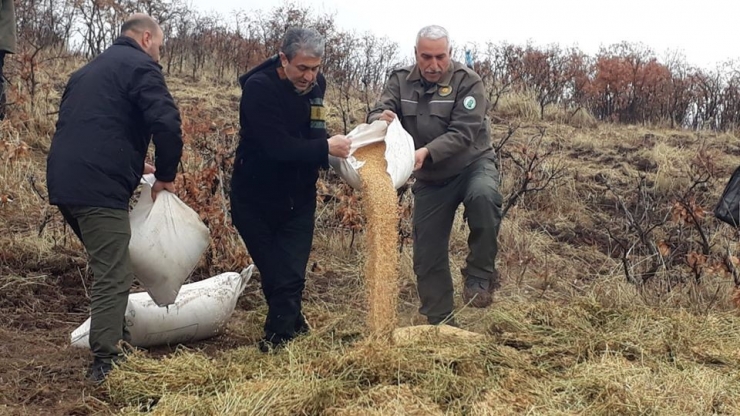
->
[[462, 157, 503, 287], [64, 206, 133, 364], [265, 201, 315, 340], [231, 198, 315, 343], [412, 178, 461, 323]]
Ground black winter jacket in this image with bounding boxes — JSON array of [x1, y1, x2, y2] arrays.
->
[[230, 55, 329, 216], [47, 36, 182, 210]]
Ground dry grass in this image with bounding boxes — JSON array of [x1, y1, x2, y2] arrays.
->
[[495, 90, 541, 122], [494, 90, 598, 128], [103, 285, 740, 415], [544, 105, 599, 129], [4, 57, 740, 414]]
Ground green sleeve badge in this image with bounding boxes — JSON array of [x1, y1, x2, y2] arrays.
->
[[463, 96, 476, 110]]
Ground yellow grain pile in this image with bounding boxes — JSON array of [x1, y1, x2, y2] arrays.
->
[[352, 141, 399, 336]]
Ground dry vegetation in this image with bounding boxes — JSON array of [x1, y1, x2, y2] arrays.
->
[[3, 65, 740, 415], [3, 2, 740, 415]]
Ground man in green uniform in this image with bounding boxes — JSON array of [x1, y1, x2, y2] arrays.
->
[[368, 25, 503, 326]]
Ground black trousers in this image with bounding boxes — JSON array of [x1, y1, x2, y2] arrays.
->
[[231, 196, 315, 343]]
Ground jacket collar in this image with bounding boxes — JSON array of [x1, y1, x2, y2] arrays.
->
[[113, 36, 162, 68]]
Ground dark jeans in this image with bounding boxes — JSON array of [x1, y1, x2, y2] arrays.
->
[[412, 156, 503, 321], [230, 197, 315, 343], [59, 205, 133, 363]]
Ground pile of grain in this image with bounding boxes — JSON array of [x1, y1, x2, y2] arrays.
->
[[352, 141, 399, 336]]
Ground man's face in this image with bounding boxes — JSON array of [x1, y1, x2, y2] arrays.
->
[[280, 51, 321, 92], [415, 37, 451, 83], [142, 27, 164, 63]]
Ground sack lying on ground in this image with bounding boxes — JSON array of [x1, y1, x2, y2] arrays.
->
[[715, 165, 740, 228], [70, 266, 253, 349], [328, 118, 415, 190], [128, 174, 210, 306]]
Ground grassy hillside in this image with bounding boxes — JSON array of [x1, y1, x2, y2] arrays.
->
[[2, 60, 740, 415]]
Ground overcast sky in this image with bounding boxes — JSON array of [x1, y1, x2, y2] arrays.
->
[[192, 0, 737, 69]]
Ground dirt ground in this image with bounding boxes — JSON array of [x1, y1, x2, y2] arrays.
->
[[0, 243, 387, 415], [0, 254, 266, 415], [0, 255, 99, 415]]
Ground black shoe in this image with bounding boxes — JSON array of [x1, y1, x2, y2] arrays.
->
[[257, 338, 275, 353], [427, 315, 459, 327], [86, 359, 113, 384], [295, 314, 311, 336], [257, 334, 292, 353]]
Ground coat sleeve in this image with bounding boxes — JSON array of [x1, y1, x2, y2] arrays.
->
[[367, 73, 402, 123], [130, 61, 183, 182], [240, 76, 329, 164], [424, 76, 487, 164]]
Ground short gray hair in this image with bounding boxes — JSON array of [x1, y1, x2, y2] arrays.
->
[[281, 27, 325, 61], [416, 25, 450, 49]]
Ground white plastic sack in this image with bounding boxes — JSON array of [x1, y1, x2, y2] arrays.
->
[[128, 174, 210, 306], [70, 265, 254, 349], [328, 118, 415, 190]]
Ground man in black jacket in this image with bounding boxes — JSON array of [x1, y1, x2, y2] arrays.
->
[[46, 13, 183, 382], [230, 27, 350, 352]]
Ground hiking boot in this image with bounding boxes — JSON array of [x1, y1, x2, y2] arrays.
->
[[86, 359, 113, 384], [462, 276, 494, 308], [461, 268, 500, 308]]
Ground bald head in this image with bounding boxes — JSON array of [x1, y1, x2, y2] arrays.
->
[[122, 13, 160, 37], [121, 13, 164, 62]]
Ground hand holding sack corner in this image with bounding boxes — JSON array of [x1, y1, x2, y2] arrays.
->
[[328, 118, 416, 190]]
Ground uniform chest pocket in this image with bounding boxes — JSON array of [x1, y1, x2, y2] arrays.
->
[[400, 99, 418, 117], [428, 100, 455, 121]]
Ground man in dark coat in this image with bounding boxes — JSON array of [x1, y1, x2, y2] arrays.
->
[[230, 27, 351, 352], [46, 13, 183, 382]]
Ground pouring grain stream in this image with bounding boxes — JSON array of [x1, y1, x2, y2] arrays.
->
[[352, 141, 399, 337]]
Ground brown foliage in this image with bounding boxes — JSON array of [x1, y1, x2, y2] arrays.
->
[[11, 0, 740, 131]]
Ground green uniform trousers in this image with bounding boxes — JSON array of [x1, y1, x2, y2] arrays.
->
[[59, 205, 133, 363], [411, 155, 503, 322]]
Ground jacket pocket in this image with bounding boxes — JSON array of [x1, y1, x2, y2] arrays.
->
[[400, 99, 418, 117], [428, 99, 455, 122]]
